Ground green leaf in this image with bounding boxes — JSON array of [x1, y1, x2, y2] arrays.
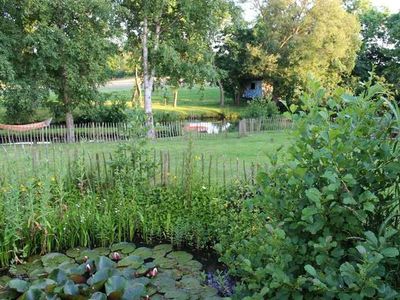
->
[[304, 265, 317, 277], [63, 280, 79, 296], [364, 231, 378, 247], [381, 247, 399, 258], [343, 197, 357, 205], [105, 276, 127, 296], [356, 245, 367, 255], [96, 256, 116, 270], [305, 188, 322, 207], [90, 292, 107, 300], [8, 279, 29, 293]]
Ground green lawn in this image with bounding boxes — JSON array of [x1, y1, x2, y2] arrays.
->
[[100, 84, 246, 119], [0, 131, 293, 183]]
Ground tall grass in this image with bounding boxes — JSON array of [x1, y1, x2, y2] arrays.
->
[[0, 140, 255, 268]]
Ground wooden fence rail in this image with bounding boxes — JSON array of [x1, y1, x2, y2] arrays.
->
[[0, 117, 292, 145], [0, 146, 265, 188]]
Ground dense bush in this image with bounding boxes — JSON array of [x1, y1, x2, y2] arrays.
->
[[217, 81, 400, 299], [242, 97, 279, 119], [74, 92, 129, 123]]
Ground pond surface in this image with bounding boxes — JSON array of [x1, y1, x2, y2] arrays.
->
[[0, 243, 230, 300]]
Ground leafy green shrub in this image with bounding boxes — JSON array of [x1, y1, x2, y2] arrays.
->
[[242, 97, 279, 119], [74, 92, 129, 123], [153, 111, 184, 123], [217, 81, 400, 299]]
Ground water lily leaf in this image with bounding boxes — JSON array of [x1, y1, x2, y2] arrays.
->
[[10, 258, 43, 277], [95, 256, 116, 271], [146, 284, 158, 296], [132, 247, 153, 260], [179, 260, 203, 273], [92, 248, 110, 256], [167, 252, 193, 265], [8, 278, 29, 293], [87, 268, 112, 291], [131, 277, 150, 286], [159, 269, 183, 280], [30, 278, 57, 291], [153, 244, 173, 256], [48, 268, 68, 285], [164, 289, 189, 300], [154, 257, 177, 269], [121, 283, 145, 300], [63, 280, 79, 296], [202, 286, 219, 297], [89, 292, 107, 300], [105, 276, 127, 296], [66, 248, 89, 259], [42, 253, 73, 273], [111, 242, 136, 254], [23, 288, 47, 300], [119, 267, 137, 280], [179, 275, 202, 289], [117, 255, 144, 268], [152, 274, 176, 293]]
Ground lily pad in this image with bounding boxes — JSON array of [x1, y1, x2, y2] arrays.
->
[[132, 247, 153, 260], [66, 248, 89, 259], [167, 251, 193, 265], [95, 256, 116, 271], [152, 274, 177, 293], [154, 257, 177, 269], [121, 283, 145, 300], [105, 275, 127, 297], [179, 275, 202, 290], [153, 244, 173, 256], [117, 255, 144, 269], [41, 253, 74, 273], [111, 242, 136, 254], [90, 292, 107, 300], [9, 258, 43, 277], [164, 289, 189, 300], [8, 278, 30, 293]]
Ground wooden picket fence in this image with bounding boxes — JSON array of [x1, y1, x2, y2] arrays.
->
[[0, 117, 292, 145], [0, 145, 265, 187]]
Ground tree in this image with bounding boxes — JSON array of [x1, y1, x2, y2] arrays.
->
[[1, 0, 117, 141], [0, 0, 49, 123], [122, 0, 228, 137], [351, 6, 400, 96], [252, 0, 361, 101]]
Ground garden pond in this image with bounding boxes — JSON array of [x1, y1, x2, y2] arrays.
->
[[0, 243, 232, 300]]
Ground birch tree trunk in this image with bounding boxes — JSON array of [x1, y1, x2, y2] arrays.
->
[[173, 87, 179, 107], [142, 17, 155, 138], [131, 65, 142, 107]]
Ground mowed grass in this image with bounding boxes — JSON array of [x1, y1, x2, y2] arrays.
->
[[100, 84, 245, 119], [0, 131, 293, 182]]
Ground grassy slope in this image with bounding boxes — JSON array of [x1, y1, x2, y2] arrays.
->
[[100, 85, 246, 119]]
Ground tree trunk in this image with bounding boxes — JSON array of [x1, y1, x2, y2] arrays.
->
[[62, 68, 75, 143], [131, 65, 142, 107], [235, 87, 243, 105], [217, 79, 225, 107], [173, 87, 178, 107], [142, 17, 155, 138], [65, 111, 75, 143]]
